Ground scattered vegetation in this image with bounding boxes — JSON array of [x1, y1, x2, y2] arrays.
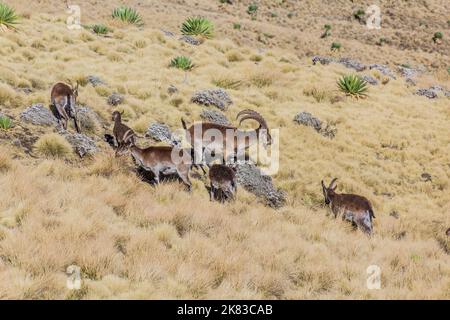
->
[[181, 16, 214, 39], [353, 9, 365, 22], [212, 77, 243, 90], [0, 115, 12, 130], [233, 22, 241, 30], [34, 133, 72, 158], [170, 56, 194, 70], [92, 24, 109, 35], [321, 24, 331, 38], [303, 87, 329, 103], [331, 42, 342, 51], [337, 75, 368, 98], [0, 3, 19, 32], [112, 6, 143, 26], [376, 37, 388, 46], [433, 31, 443, 43], [247, 3, 258, 15]]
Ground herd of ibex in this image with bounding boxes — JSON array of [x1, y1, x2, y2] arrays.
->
[[50, 81, 376, 235]]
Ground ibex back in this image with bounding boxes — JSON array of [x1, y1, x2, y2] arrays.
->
[[50, 82, 80, 133]]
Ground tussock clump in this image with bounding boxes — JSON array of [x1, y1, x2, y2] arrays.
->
[[34, 133, 72, 158], [0, 146, 13, 172]]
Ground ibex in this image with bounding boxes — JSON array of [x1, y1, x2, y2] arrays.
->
[[118, 140, 192, 191], [112, 111, 142, 156], [50, 81, 80, 132], [181, 109, 271, 165], [321, 178, 375, 235], [209, 164, 237, 202]]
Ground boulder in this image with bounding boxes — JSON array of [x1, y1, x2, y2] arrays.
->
[[338, 58, 366, 71], [191, 89, 233, 111], [236, 163, 286, 208], [293, 112, 322, 131], [200, 109, 230, 126], [312, 56, 334, 65], [62, 132, 97, 157], [146, 123, 178, 145], [20, 103, 57, 126], [416, 88, 438, 99]]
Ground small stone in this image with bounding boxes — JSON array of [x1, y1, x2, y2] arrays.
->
[[86, 75, 106, 87], [312, 56, 334, 65], [421, 173, 432, 182], [191, 89, 233, 111], [293, 112, 322, 131], [200, 109, 230, 126], [179, 35, 202, 46], [167, 85, 178, 95], [361, 75, 378, 85], [107, 93, 124, 106]]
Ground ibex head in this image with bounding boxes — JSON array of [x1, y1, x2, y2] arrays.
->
[[321, 178, 338, 205], [111, 110, 124, 121], [236, 109, 272, 147]]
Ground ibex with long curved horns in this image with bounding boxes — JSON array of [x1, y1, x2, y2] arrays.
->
[[50, 81, 80, 133], [181, 109, 271, 165], [321, 178, 375, 235]]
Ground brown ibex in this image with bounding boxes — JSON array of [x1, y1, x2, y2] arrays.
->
[[112, 111, 143, 156], [181, 109, 271, 165], [209, 164, 237, 202], [50, 81, 80, 132], [118, 141, 192, 191], [321, 178, 375, 235]]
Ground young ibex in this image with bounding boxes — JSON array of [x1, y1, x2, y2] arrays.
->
[[112, 111, 142, 156], [322, 178, 375, 235], [118, 141, 192, 191], [209, 164, 237, 202], [50, 81, 80, 132], [181, 109, 271, 165]]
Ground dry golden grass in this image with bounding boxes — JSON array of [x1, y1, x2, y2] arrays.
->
[[0, 0, 449, 299]]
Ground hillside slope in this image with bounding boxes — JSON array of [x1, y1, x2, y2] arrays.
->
[[0, 0, 449, 299]]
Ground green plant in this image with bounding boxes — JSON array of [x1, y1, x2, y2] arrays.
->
[[0, 3, 19, 32], [331, 42, 342, 51], [0, 115, 12, 130], [112, 7, 143, 26], [181, 16, 214, 39], [92, 24, 109, 35], [247, 3, 258, 15], [447, 67, 450, 75], [433, 31, 443, 42], [337, 75, 368, 99], [376, 37, 388, 46], [353, 9, 365, 21], [321, 24, 331, 38], [170, 56, 194, 70], [233, 23, 241, 30]]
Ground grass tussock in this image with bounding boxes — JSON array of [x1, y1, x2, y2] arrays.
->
[[34, 134, 72, 158]]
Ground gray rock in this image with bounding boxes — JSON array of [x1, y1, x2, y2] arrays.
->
[[160, 29, 175, 37], [405, 78, 417, 87], [397, 65, 420, 79], [200, 109, 230, 126], [179, 35, 202, 46], [107, 93, 124, 106], [416, 88, 438, 99], [20, 103, 57, 126], [236, 163, 286, 208], [430, 85, 450, 97], [368, 64, 396, 79], [167, 85, 178, 95], [62, 132, 97, 157], [312, 56, 334, 65], [338, 58, 366, 72], [293, 112, 322, 131], [86, 75, 106, 87], [146, 123, 178, 145], [361, 75, 378, 85], [191, 89, 233, 111]]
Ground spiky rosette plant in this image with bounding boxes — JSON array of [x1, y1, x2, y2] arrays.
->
[[112, 7, 143, 26], [181, 16, 214, 39], [170, 56, 194, 71], [0, 3, 19, 32], [337, 75, 368, 99]]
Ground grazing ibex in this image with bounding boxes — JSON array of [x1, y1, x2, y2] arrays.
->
[[118, 141, 192, 191], [50, 81, 80, 132], [321, 178, 375, 235], [209, 164, 237, 202], [181, 109, 271, 165]]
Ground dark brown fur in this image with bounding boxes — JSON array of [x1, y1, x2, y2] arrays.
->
[[50, 82, 80, 132], [209, 164, 237, 202], [112, 111, 139, 157], [322, 178, 375, 235]]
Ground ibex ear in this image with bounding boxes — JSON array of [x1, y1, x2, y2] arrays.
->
[[120, 110, 125, 115]]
